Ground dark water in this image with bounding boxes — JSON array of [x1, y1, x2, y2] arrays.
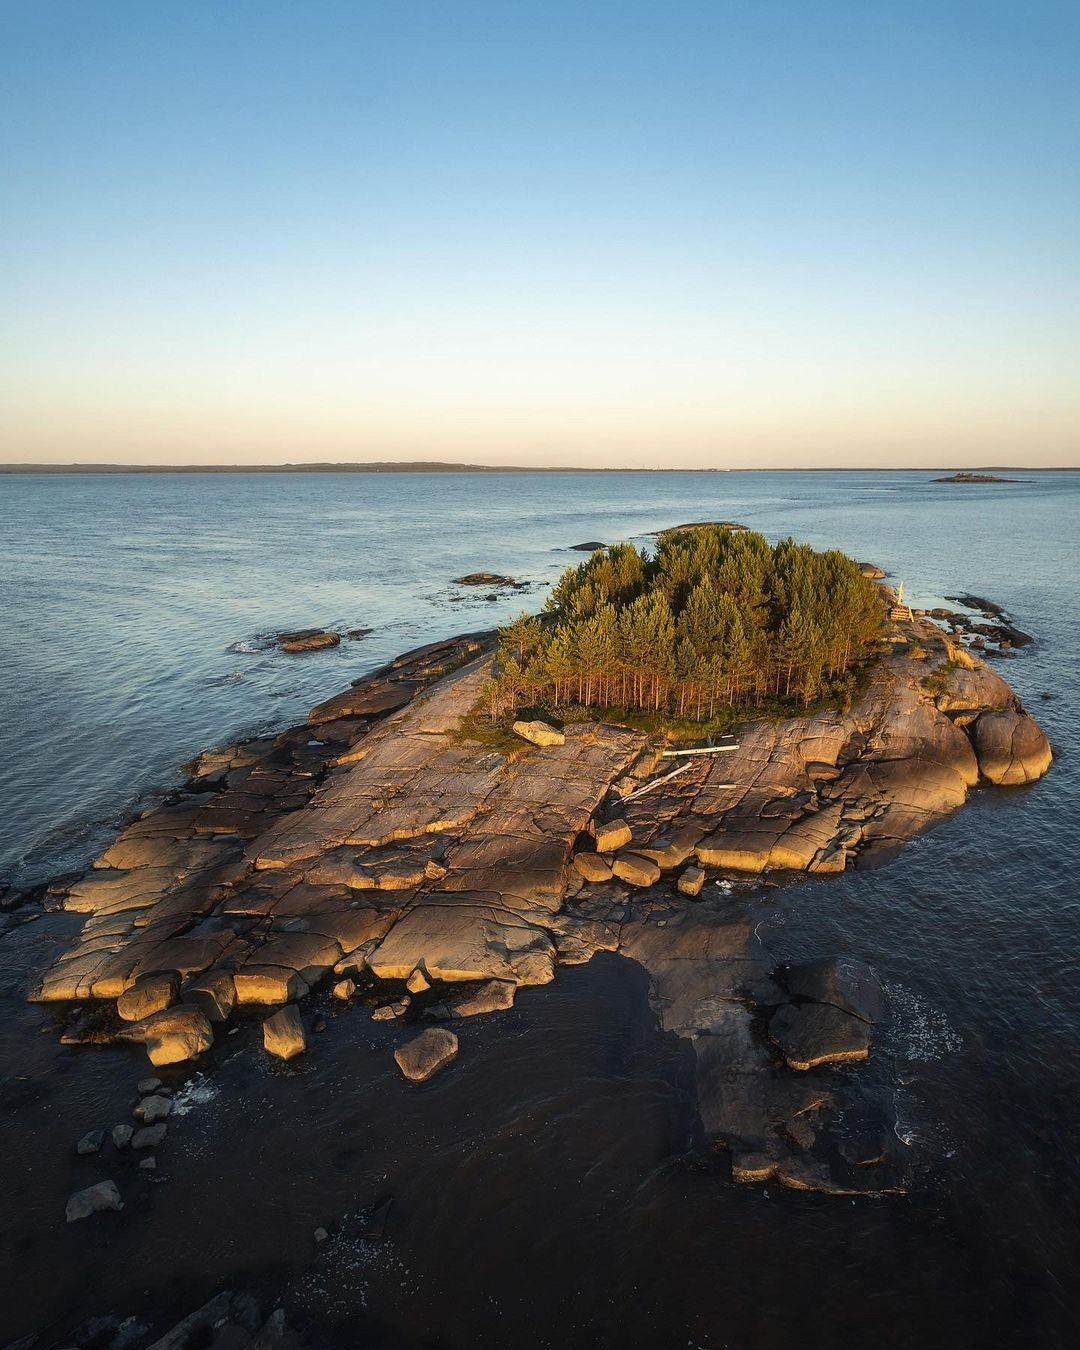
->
[[1, 470, 1078, 1348]]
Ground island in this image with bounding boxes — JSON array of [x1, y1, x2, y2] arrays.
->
[[933, 471, 1029, 483], [21, 526, 1052, 1230]]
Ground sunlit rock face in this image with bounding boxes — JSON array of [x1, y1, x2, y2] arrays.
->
[[27, 614, 1049, 1196]]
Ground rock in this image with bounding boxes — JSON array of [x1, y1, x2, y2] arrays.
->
[[570, 541, 606, 551], [134, 1093, 173, 1123], [593, 818, 632, 853], [394, 1028, 459, 1082], [139, 1155, 157, 1170], [181, 971, 237, 1023], [112, 1123, 134, 1150], [118, 1006, 213, 1066], [233, 966, 310, 1006], [132, 1122, 167, 1149], [332, 978, 356, 1000], [858, 563, 886, 579], [308, 680, 419, 724], [783, 957, 886, 1024], [512, 719, 565, 748], [66, 1180, 123, 1222], [448, 979, 516, 1017], [137, 1076, 163, 1095], [76, 1129, 105, 1155], [611, 851, 662, 888], [278, 629, 341, 653], [572, 852, 613, 883], [970, 708, 1053, 785], [406, 967, 431, 994], [453, 573, 516, 586], [263, 1006, 306, 1060], [371, 997, 410, 1021], [314, 1226, 329, 1243], [116, 972, 180, 1022], [346, 627, 373, 640], [677, 865, 705, 897], [769, 1002, 871, 1070]]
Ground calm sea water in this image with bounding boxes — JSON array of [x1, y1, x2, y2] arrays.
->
[[0, 469, 1078, 1348]]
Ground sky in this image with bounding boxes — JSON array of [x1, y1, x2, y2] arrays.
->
[[1, 0, 1077, 468]]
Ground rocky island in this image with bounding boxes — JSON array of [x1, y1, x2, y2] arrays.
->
[[933, 471, 1029, 483], [24, 527, 1052, 1215]]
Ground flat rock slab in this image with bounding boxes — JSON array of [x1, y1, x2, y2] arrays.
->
[[769, 1002, 871, 1070], [66, 1180, 123, 1222], [784, 957, 885, 1024], [394, 1028, 459, 1082], [448, 979, 516, 1017], [263, 1005, 306, 1060], [117, 971, 179, 1022]]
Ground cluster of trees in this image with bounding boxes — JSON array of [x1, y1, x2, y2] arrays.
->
[[489, 527, 884, 720]]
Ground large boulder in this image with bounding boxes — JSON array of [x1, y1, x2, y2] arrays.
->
[[394, 1028, 459, 1082], [611, 852, 662, 888], [181, 970, 236, 1023], [263, 1006, 306, 1060], [512, 719, 565, 748], [970, 709, 1053, 785], [572, 852, 612, 883], [594, 819, 632, 853], [118, 1006, 213, 1066]]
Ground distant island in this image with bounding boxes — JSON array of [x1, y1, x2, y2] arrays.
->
[[933, 471, 1029, 484]]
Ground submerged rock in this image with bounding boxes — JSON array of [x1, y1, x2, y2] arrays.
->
[[394, 1028, 459, 1082], [783, 958, 885, 1024], [453, 573, 517, 586], [76, 1129, 105, 1155], [131, 1123, 167, 1149], [278, 629, 340, 653], [134, 1093, 173, 1124], [448, 979, 516, 1017], [66, 1180, 123, 1222]]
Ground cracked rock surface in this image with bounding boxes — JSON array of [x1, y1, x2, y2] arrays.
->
[[28, 617, 1050, 1196]]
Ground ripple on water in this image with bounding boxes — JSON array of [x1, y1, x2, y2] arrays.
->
[[882, 983, 964, 1063]]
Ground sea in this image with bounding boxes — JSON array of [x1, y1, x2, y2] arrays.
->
[[0, 468, 1077, 1348]]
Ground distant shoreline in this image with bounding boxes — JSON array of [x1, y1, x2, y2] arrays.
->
[[1, 462, 1076, 476]]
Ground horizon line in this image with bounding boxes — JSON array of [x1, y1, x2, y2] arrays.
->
[[1, 461, 1076, 476]]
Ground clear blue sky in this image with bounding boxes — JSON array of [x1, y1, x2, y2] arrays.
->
[[1, 0, 1076, 466]]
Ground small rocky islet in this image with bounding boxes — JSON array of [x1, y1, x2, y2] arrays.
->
[[21, 530, 1052, 1229]]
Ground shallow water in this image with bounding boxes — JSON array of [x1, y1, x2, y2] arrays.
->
[[0, 469, 1078, 1348]]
